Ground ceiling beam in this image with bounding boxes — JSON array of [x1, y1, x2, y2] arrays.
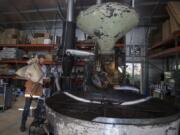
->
[[0, 6, 88, 15], [135, 0, 179, 7], [22, 25, 63, 30], [0, 19, 62, 25], [0, 8, 59, 15]]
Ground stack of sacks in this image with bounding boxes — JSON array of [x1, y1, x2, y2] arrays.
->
[[16, 63, 43, 84]]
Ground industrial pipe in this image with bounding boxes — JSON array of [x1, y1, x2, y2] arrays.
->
[[67, 0, 75, 22], [61, 0, 76, 91]]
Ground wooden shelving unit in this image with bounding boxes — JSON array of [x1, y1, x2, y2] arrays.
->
[[149, 46, 180, 58], [0, 44, 58, 51], [0, 75, 24, 80], [76, 41, 124, 49], [0, 44, 58, 79], [0, 59, 55, 65], [0, 59, 85, 67], [148, 31, 180, 59], [0, 42, 124, 79]]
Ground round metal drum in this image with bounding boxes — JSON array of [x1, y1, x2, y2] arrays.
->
[[46, 89, 180, 135]]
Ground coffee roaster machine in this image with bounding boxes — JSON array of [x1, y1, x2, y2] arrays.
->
[[45, 1, 180, 135]]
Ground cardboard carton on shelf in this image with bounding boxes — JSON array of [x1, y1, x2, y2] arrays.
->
[[31, 38, 52, 44], [4, 38, 17, 44], [9, 39, 17, 44], [162, 20, 171, 40], [0, 28, 19, 44], [0, 96, 4, 106], [3, 28, 19, 36], [36, 37, 44, 44], [0, 64, 9, 75], [19, 31, 27, 37], [166, 2, 180, 34], [33, 32, 51, 38], [167, 2, 180, 25], [31, 39, 37, 44], [170, 16, 180, 33], [6, 34, 18, 39], [44, 39, 51, 44], [45, 54, 53, 61], [44, 33, 51, 38]]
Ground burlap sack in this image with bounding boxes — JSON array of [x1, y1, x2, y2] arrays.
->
[[16, 63, 43, 84]]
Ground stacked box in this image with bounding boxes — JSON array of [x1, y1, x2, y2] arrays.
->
[[166, 2, 180, 33], [167, 2, 180, 24], [19, 31, 28, 44], [31, 32, 52, 44], [45, 54, 53, 61], [0, 28, 19, 44], [162, 20, 171, 40], [0, 65, 9, 75]]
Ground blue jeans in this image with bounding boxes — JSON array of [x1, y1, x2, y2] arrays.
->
[[21, 97, 45, 127]]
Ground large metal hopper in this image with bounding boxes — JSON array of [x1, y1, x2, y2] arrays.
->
[[77, 2, 139, 54]]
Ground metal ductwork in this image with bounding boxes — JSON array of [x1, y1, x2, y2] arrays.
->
[[61, 0, 76, 91]]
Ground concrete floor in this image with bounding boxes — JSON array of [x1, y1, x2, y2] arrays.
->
[[0, 97, 33, 135]]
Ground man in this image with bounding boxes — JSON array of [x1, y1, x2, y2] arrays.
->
[[20, 55, 47, 132]]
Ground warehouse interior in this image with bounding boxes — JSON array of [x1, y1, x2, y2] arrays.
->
[[0, 0, 180, 135]]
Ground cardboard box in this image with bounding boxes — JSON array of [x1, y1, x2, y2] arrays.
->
[[0, 95, 4, 106], [44, 39, 51, 44], [9, 39, 17, 44], [36, 37, 51, 44], [166, 6, 180, 33], [4, 28, 19, 35], [162, 20, 171, 40], [167, 2, 180, 25], [36, 37, 44, 44], [0, 65, 9, 75], [45, 54, 53, 61], [170, 16, 180, 33], [31, 39, 37, 44], [44, 33, 50, 38]]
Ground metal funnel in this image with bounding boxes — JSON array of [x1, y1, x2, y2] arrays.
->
[[77, 2, 139, 54]]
